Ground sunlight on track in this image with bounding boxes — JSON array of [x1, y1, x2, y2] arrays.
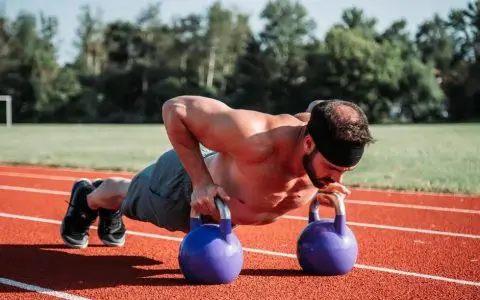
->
[[1, 212, 479, 288]]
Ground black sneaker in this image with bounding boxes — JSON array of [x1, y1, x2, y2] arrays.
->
[[60, 179, 97, 249], [92, 179, 127, 247]]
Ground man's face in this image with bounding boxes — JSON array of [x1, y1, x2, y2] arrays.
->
[[302, 137, 356, 189]]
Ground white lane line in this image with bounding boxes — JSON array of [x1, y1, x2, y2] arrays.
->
[[0, 277, 90, 300], [0, 180, 478, 214], [1, 185, 479, 239], [351, 265, 480, 287], [240, 248, 480, 287], [347, 199, 480, 214], [3, 171, 480, 204], [0, 172, 77, 181], [281, 215, 480, 239], [0, 185, 70, 196], [3, 168, 479, 199], [0, 212, 479, 288], [0, 167, 134, 176], [353, 187, 479, 199]]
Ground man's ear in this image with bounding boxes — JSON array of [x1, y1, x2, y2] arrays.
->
[[303, 134, 316, 154]]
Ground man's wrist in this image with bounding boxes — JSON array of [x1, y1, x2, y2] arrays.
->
[[191, 176, 215, 188]]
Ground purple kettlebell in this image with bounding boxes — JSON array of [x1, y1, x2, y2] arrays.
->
[[178, 197, 244, 284], [296, 192, 358, 276]]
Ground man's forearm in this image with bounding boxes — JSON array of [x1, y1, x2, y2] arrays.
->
[[162, 100, 214, 187]]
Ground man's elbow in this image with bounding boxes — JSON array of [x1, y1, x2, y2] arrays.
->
[[163, 96, 187, 109], [162, 95, 202, 112], [162, 97, 188, 123]]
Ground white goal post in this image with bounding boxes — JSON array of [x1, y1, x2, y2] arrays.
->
[[0, 95, 12, 127]]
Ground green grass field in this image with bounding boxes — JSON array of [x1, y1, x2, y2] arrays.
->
[[0, 123, 479, 195]]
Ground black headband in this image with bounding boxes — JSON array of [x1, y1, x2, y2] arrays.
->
[[307, 115, 365, 168]]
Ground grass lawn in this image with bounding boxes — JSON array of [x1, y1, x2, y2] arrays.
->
[[0, 123, 479, 195]]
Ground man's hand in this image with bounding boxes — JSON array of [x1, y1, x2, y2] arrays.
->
[[316, 183, 351, 207], [191, 183, 231, 218]]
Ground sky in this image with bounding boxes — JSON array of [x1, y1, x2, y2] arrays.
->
[[2, 0, 469, 65]]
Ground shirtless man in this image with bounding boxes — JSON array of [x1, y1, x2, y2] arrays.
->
[[60, 96, 374, 248]]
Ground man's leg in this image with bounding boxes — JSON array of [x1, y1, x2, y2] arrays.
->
[[60, 177, 130, 249], [90, 178, 129, 247], [88, 177, 130, 211], [60, 148, 213, 249]]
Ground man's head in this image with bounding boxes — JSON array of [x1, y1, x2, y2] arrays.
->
[[302, 100, 374, 188]]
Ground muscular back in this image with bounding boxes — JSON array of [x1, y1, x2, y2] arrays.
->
[[162, 96, 316, 225], [163, 96, 276, 163]]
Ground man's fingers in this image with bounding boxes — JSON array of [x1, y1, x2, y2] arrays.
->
[[316, 193, 336, 207], [191, 202, 201, 215], [210, 201, 219, 217], [318, 183, 351, 196], [191, 184, 230, 217], [337, 184, 351, 195], [217, 188, 230, 202], [193, 197, 220, 217], [316, 182, 351, 207], [198, 198, 216, 217], [192, 198, 210, 215], [208, 186, 230, 202]]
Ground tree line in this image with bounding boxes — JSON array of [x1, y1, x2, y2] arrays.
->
[[0, 0, 478, 124]]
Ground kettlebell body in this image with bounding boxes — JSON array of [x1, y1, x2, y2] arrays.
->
[[297, 193, 358, 276], [178, 198, 244, 284]]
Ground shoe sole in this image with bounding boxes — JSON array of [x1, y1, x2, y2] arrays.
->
[[60, 220, 89, 249], [100, 237, 126, 247]]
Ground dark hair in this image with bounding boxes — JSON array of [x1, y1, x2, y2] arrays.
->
[[305, 99, 374, 167], [307, 99, 374, 145]]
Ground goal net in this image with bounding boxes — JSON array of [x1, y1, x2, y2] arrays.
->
[[0, 95, 12, 127]]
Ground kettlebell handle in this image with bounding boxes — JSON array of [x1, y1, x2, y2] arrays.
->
[[190, 196, 233, 238], [308, 192, 347, 236]]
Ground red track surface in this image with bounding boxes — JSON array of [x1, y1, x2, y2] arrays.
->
[[0, 165, 479, 299]]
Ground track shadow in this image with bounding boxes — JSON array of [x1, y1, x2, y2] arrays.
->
[[0, 244, 187, 291]]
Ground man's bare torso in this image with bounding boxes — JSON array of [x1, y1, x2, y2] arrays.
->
[[203, 115, 318, 225]]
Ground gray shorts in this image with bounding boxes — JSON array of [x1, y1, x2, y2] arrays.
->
[[120, 146, 216, 233]]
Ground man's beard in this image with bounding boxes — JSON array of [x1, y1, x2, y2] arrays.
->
[[303, 152, 323, 188], [303, 152, 333, 189]]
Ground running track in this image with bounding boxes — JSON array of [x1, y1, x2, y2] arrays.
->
[[0, 165, 479, 300]]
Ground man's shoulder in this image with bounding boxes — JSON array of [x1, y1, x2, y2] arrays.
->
[[293, 112, 310, 123], [262, 114, 305, 154], [270, 113, 307, 127], [222, 110, 302, 162]]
